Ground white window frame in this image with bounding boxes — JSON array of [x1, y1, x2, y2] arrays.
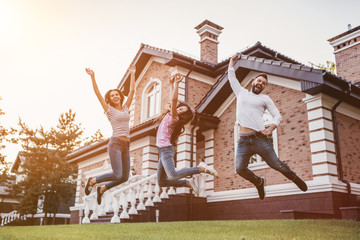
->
[[141, 78, 162, 122], [234, 110, 279, 171]]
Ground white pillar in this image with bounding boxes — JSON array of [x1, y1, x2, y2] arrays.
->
[[175, 124, 198, 194], [303, 93, 338, 183], [202, 129, 215, 195], [141, 136, 158, 176]]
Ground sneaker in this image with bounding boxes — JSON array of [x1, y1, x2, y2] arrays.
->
[[199, 162, 219, 177], [293, 176, 308, 192], [96, 186, 103, 205], [85, 177, 93, 196], [188, 178, 199, 197], [256, 177, 266, 200]]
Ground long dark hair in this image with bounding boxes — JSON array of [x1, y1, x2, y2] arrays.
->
[[155, 101, 195, 146], [104, 89, 124, 107]]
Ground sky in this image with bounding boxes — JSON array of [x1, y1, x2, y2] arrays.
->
[[1, 0, 360, 165]]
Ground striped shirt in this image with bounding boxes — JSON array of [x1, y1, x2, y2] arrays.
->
[[105, 105, 130, 138], [228, 66, 282, 131]]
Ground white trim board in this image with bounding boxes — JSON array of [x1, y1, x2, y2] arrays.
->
[[207, 180, 360, 203]]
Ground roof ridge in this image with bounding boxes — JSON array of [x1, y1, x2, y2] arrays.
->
[[141, 43, 173, 54]]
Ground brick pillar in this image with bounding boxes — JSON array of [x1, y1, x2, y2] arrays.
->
[[202, 129, 215, 195], [328, 25, 360, 84], [195, 20, 223, 64], [303, 93, 338, 183]]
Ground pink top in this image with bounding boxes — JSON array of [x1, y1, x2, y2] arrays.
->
[[156, 113, 179, 148]]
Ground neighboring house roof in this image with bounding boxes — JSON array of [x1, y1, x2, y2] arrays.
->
[[10, 151, 27, 174]]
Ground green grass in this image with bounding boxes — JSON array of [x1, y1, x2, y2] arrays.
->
[[0, 220, 359, 240]]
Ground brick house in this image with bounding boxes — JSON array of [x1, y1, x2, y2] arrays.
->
[[67, 20, 360, 223]]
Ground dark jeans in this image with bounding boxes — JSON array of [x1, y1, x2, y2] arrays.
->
[[235, 132, 296, 186], [157, 146, 201, 187], [96, 137, 130, 190]]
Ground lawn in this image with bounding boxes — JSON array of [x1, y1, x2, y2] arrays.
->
[[0, 220, 359, 240]]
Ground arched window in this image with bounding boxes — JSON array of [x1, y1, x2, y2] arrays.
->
[[142, 79, 162, 121]]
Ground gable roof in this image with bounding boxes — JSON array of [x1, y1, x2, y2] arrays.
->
[[118, 41, 303, 95], [196, 54, 360, 115]]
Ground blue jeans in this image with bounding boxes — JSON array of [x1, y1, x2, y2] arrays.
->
[[235, 133, 296, 186], [157, 146, 201, 187], [96, 137, 130, 190]]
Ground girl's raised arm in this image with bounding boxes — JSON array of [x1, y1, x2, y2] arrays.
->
[[85, 68, 109, 112], [170, 73, 183, 120]]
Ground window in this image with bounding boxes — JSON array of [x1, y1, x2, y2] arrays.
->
[[142, 79, 162, 121], [234, 110, 279, 171]]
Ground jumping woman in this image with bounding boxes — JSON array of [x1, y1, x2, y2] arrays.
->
[[84, 65, 136, 204], [155, 73, 218, 196]]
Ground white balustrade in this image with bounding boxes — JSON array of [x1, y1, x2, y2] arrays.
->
[[168, 187, 176, 195], [160, 187, 169, 199], [81, 171, 207, 224], [110, 195, 120, 223], [153, 181, 161, 203], [128, 188, 138, 215], [1, 210, 28, 227], [137, 183, 146, 211], [145, 182, 154, 207], [119, 191, 129, 219]]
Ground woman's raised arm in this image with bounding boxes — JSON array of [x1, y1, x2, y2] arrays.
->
[[85, 68, 109, 112]]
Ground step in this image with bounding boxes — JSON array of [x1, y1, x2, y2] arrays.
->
[[280, 210, 335, 219]]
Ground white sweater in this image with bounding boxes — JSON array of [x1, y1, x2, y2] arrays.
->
[[228, 67, 282, 131]]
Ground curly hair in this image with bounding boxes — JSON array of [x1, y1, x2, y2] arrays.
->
[[155, 101, 195, 146], [104, 89, 125, 107]]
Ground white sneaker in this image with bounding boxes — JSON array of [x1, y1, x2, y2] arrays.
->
[[188, 178, 199, 197], [199, 162, 218, 177]]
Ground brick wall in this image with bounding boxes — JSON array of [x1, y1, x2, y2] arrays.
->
[[337, 113, 360, 184], [131, 148, 145, 175], [133, 61, 172, 126], [267, 84, 313, 182], [187, 78, 212, 108], [335, 44, 360, 84], [213, 83, 312, 191]]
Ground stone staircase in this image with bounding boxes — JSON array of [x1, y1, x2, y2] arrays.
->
[[81, 173, 208, 224], [87, 195, 207, 224]]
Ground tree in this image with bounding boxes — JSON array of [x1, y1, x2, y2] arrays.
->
[[83, 129, 105, 145], [10, 109, 83, 224], [310, 61, 337, 74], [0, 97, 17, 208]]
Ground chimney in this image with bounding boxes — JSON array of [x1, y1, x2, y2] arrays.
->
[[328, 25, 360, 84], [195, 20, 223, 64]]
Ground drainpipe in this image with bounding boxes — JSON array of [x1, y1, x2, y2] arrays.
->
[[331, 82, 352, 206], [188, 114, 199, 220], [185, 60, 197, 220]]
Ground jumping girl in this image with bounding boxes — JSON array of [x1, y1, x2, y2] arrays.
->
[[155, 73, 218, 196], [84, 65, 135, 204]]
